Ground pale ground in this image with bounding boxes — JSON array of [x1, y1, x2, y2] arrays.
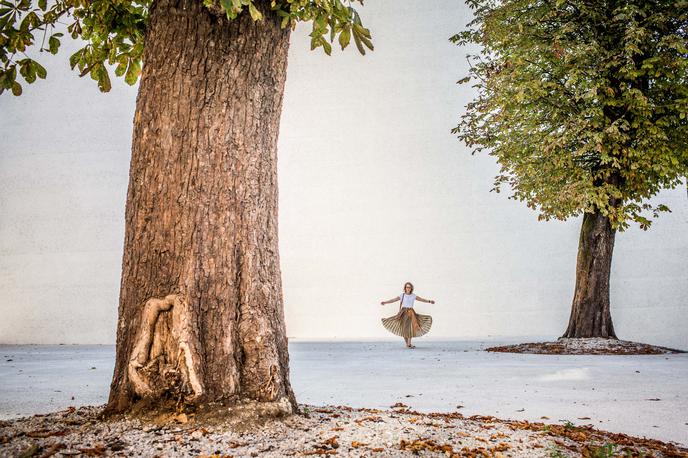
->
[[1, 340, 686, 446]]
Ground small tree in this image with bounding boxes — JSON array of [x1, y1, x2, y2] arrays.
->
[[453, 0, 688, 338], [1, 0, 372, 415]]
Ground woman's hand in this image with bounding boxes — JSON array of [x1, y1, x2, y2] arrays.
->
[[430, 300, 435, 304], [380, 301, 385, 306]]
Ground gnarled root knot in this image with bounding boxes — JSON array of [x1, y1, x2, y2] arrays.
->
[[128, 294, 204, 403]]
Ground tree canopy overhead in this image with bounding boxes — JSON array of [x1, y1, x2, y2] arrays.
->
[[0, 0, 373, 96], [453, 0, 688, 230]]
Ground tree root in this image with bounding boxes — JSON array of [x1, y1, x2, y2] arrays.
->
[[128, 294, 204, 403]]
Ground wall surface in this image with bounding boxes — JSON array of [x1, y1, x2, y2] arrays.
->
[[1, 1, 686, 348]]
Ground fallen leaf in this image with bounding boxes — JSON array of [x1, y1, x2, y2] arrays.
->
[[107, 439, 128, 452], [39, 442, 66, 458], [18, 443, 39, 458], [354, 416, 383, 425], [323, 436, 339, 448], [400, 439, 453, 454], [493, 442, 511, 452], [78, 443, 106, 456], [301, 450, 337, 456], [26, 429, 70, 438]]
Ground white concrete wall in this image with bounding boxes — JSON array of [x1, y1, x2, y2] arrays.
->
[[1, 1, 686, 348]]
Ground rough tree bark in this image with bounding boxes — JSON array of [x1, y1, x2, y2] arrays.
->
[[105, 0, 296, 415], [562, 209, 618, 339]]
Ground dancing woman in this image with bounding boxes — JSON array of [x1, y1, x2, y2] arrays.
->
[[380, 282, 435, 348]]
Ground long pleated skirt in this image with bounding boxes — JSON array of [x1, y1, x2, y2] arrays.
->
[[382, 307, 432, 339]]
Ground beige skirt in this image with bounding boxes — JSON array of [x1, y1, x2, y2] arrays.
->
[[382, 307, 432, 339]]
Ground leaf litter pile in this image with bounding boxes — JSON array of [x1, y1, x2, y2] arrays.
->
[[486, 338, 684, 355], [1, 404, 686, 457]]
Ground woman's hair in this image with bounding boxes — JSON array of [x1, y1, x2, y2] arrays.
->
[[404, 282, 414, 293]]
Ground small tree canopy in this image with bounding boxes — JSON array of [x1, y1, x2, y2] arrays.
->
[[0, 0, 372, 95], [453, 0, 688, 230]]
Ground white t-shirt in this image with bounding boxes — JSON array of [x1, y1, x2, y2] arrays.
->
[[399, 293, 416, 308]]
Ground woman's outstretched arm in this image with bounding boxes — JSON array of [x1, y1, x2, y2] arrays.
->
[[380, 296, 401, 306], [416, 296, 436, 304]]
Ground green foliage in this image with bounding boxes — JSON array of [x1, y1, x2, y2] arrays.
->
[[452, 0, 688, 229], [1, 0, 372, 95], [588, 443, 616, 458], [1, 0, 148, 95], [559, 419, 576, 430], [546, 445, 567, 458]]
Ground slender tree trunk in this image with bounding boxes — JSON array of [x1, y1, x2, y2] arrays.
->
[[105, 0, 296, 414], [562, 209, 618, 339]]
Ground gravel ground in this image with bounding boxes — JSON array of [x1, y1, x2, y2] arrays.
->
[[1, 404, 687, 458]]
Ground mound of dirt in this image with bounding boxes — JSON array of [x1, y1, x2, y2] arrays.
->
[[486, 338, 684, 355]]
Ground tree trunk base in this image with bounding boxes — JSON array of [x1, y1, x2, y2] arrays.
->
[[107, 396, 293, 429], [106, 294, 296, 419]]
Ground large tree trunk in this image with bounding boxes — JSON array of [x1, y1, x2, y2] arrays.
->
[[562, 210, 618, 338], [105, 0, 296, 415]]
